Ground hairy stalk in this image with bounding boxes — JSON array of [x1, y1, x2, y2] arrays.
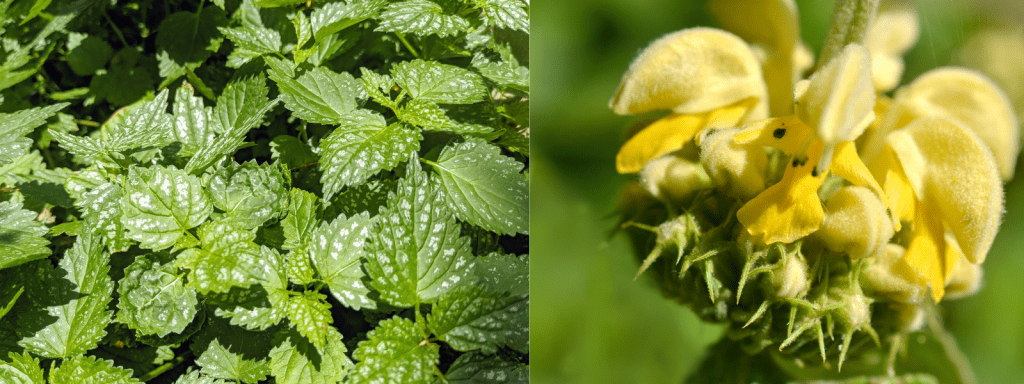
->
[[140, 350, 192, 382], [818, 0, 880, 67]]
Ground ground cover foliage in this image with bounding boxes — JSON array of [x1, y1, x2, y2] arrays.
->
[[0, 0, 529, 381]]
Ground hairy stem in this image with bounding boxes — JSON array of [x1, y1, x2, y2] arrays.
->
[[818, 0, 879, 67], [140, 350, 192, 382]]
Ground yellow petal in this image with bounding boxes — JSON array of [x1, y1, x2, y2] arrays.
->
[[699, 127, 768, 200], [903, 201, 946, 302], [708, 0, 801, 116], [942, 233, 984, 300], [865, 0, 919, 92], [866, 146, 915, 231], [815, 185, 893, 259], [861, 244, 928, 303], [891, 67, 1020, 180], [616, 100, 752, 173], [830, 141, 884, 197], [796, 44, 876, 145], [886, 117, 1003, 264], [737, 141, 825, 245], [609, 28, 768, 116], [639, 152, 713, 202], [733, 116, 810, 154]]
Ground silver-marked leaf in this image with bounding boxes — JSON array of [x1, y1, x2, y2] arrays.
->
[[266, 57, 368, 125], [428, 137, 528, 235], [360, 68, 397, 109], [172, 369, 230, 384], [393, 59, 487, 104], [427, 285, 528, 354], [0, 201, 51, 270], [397, 98, 451, 128], [327, 177, 396, 217], [76, 182, 131, 251], [176, 220, 265, 294], [282, 188, 323, 250], [0, 352, 45, 384], [209, 161, 288, 229], [309, 212, 375, 310], [190, 316, 276, 384], [269, 327, 353, 384], [475, 61, 529, 93], [311, 0, 388, 41], [220, 24, 281, 68], [287, 247, 317, 285], [0, 103, 67, 164], [173, 82, 216, 156], [106, 89, 174, 152], [285, 291, 332, 351], [352, 316, 438, 383], [210, 247, 289, 330], [320, 116, 421, 202], [122, 165, 212, 250], [19, 234, 112, 358], [48, 129, 104, 160], [187, 73, 276, 174], [49, 355, 139, 384], [117, 253, 198, 337], [476, 253, 528, 296], [445, 352, 528, 384], [376, 0, 470, 38], [480, 0, 529, 32], [365, 163, 475, 307]]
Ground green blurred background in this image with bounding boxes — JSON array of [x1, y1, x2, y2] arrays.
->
[[531, 0, 1024, 382]]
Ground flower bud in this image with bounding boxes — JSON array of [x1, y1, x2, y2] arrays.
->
[[861, 244, 928, 303], [767, 249, 808, 300], [700, 127, 768, 199], [815, 185, 894, 259], [638, 152, 713, 202]]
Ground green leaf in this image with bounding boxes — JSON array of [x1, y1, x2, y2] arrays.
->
[[0, 352, 45, 384], [220, 24, 282, 68], [19, 233, 113, 358], [209, 247, 289, 330], [208, 160, 288, 230], [319, 118, 421, 202], [190, 316, 276, 384], [176, 220, 266, 294], [352, 316, 438, 383], [426, 285, 528, 354], [445, 352, 528, 384], [75, 182, 125, 240], [476, 253, 529, 296], [0, 201, 51, 270], [173, 369, 231, 384], [376, 0, 470, 38], [286, 290, 333, 351], [108, 90, 176, 152], [287, 248, 318, 285], [66, 34, 113, 76], [173, 82, 216, 157], [186, 73, 277, 174], [311, 0, 388, 41], [327, 177, 396, 217], [156, 8, 228, 69], [121, 165, 212, 250], [282, 188, 323, 250], [0, 103, 67, 165], [65, 166, 107, 200], [427, 137, 528, 235], [365, 163, 475, 307], [479, 0, 529, 32], [475, 60, 529, 93], [117, 253, 199, 337], [270, 135, 318, 169], [266, 57, 368, 125], [393, 59, 487, 104], [49, 355, 140, 384], [269, 327, 353, 384], [309, 212, 375, 310]]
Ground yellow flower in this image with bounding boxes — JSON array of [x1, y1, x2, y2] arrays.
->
[[867, 117, 1003, 302], [734, 44, 884, 245], [609, 28, 768, 174], [865, 0, 919, 93]]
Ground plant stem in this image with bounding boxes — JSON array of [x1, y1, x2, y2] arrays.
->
[[103, 12, 129, 48], [925, 303, 978, 384], [140, 350, 192, 382], [395, 33, 421, 60], [818, 0, 879, 67]]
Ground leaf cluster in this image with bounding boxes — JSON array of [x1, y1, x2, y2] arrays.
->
[[0, 0, 529, 382]]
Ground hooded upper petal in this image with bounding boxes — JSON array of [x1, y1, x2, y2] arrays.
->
[[610, 28, 768, 117], [796, 44, 877, 147], [866, 0, 919, 92]]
